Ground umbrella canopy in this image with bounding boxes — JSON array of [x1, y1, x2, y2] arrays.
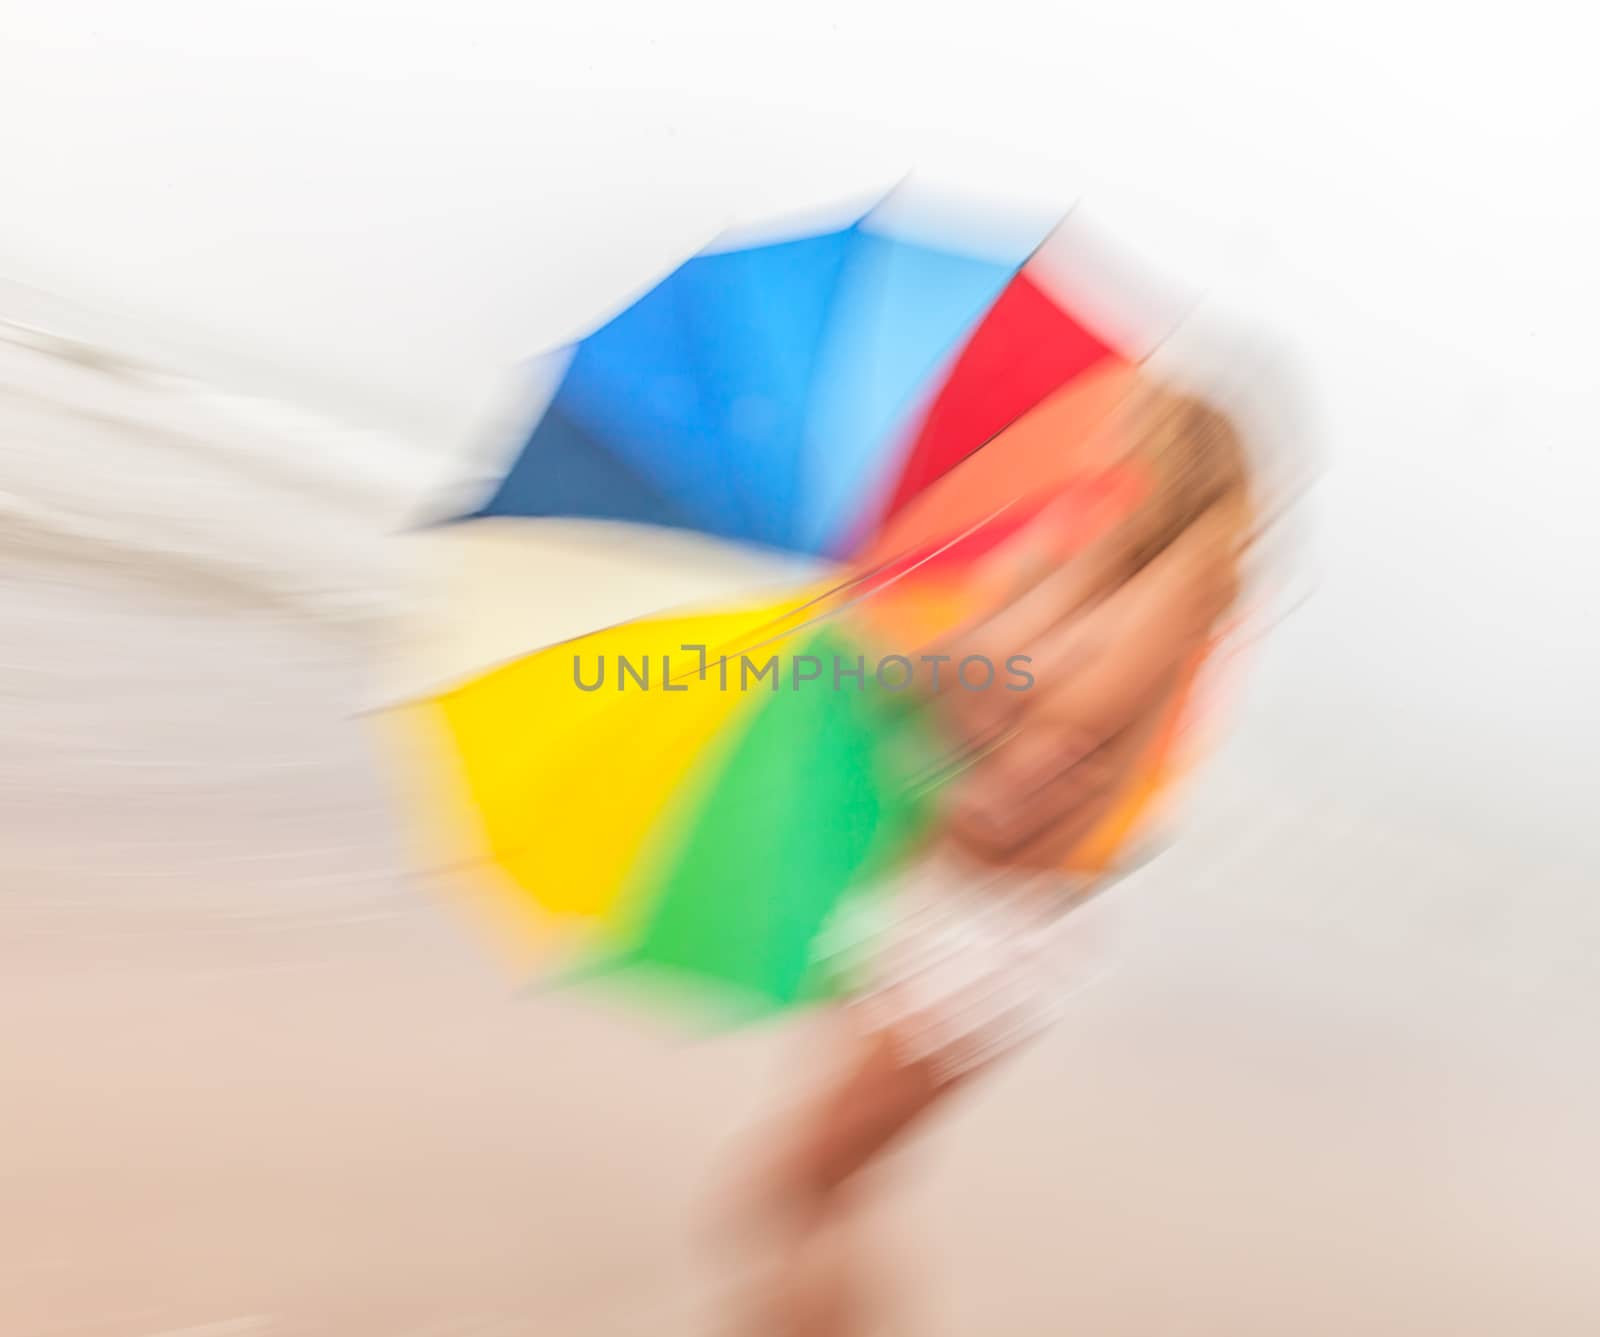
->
[[473, 198, 1122, 560], [381, 191, 1190, 1024]]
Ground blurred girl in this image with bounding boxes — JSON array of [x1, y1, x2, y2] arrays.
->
[[729, 381, 1259, 1336]]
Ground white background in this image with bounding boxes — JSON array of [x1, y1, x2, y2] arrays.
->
[[5, 0, 1597, 859]]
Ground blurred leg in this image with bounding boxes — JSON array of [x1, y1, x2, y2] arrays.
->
[[733, 1016, 974, 1336]]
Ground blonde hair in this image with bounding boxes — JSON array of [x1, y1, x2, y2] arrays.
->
[[1115, 381, 1256, 582]]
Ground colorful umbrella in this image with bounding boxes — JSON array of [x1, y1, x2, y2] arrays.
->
[[381, 191, 1189, 1024]]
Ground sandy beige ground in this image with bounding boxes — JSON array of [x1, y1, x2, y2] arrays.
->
[[5, 545, 1599, 1336]]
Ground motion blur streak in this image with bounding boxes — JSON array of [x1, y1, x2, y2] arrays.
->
[[4, 4, 1599, 1334]]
